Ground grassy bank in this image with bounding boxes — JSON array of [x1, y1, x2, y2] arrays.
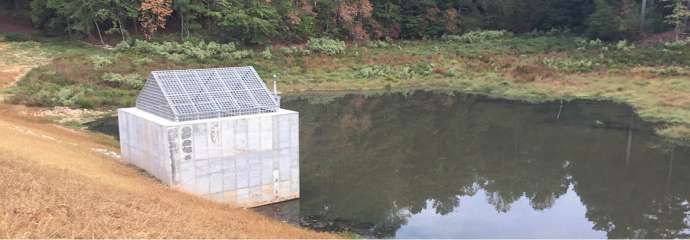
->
[[3, 31, 690, 143]]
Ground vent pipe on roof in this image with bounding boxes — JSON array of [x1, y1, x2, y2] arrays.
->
[[272, 75, 281, 107]]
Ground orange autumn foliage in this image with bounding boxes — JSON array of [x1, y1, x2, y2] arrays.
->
[[445, 8, 459, 33], [139, 0, 173, 40], [337, 0, 374, 41]]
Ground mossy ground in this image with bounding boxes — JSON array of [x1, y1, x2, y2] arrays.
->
[[3, 33, 690, 144]]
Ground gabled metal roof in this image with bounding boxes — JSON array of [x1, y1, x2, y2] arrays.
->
[[135, 66, 279, 121]]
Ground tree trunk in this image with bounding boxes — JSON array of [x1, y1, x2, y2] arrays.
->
[[640, 0, 647, 35], [94, 18, 105, 45], [207, 0, 212, 32], [67, 22, 73, 39], [133, 18, 138, 36], [118, 19, 126, 42], [676, 22, 681, 41], [683, 1, 690, 38], [180, 11, 185, 40], [115, 8, 126, 42]]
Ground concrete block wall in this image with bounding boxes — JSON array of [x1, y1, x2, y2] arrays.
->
[[118, 108, 299, 207], [118, 109, 172, 184]]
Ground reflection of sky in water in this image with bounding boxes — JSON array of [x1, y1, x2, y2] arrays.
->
[[396, 186, 606, 238], [684, 201, 690, 235]]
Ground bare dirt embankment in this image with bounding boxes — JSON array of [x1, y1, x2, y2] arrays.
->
[[0, 104, 333, 238], [0, 35, 333, 238]]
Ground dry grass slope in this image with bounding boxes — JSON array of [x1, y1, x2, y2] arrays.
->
[[0, 105, 334, 238]]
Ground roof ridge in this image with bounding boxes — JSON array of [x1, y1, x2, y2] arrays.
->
[[136, 66, 278, 121]]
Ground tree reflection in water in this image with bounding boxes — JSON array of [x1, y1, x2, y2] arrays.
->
[[258, 91, 690, 238]]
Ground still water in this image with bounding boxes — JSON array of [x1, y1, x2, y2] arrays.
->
[[89, 91, 690, 238], [252, 91, 690, 238]]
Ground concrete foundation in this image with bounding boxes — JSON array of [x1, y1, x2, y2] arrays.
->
[[118, 107, 299, 207]]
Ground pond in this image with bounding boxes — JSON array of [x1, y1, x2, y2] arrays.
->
[[255, 91, 690, 238], [91, 91, 690, 238]]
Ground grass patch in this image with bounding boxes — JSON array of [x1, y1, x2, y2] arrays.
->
[[657, 125, 690, 143], [5, 33, 690, 143]]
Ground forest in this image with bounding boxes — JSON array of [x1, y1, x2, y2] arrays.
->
[[2, 0, 689, 44], [1, 0, 690, 144]]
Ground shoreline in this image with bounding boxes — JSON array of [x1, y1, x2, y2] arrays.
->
[[278, 84, 690, 146]]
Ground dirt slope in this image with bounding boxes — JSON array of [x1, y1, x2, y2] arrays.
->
[[0, 102, 334, 238], [0, 104, 332, 238]]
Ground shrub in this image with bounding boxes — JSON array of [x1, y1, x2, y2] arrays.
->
[[307, 37, 346, 55], [615, 40, 635, 51], [279, 46, 311, 56], [55, 87, 86, 107], [543, 58, 597, 72], [101, 73, 145, 89], [114, 41, 131, 51], [398, 66, 414, 79], [4, 33, 31, 42], [436, 68, 457, 77], [410, 62, 435, 76], [649, 66, 689, 76], [356, 65, 391, 79], [89, 55, 115, 70], [118, 40, 246, 61], [664, 38, 690, 50], [365, 40, 390, 48], [544, 28, 571, 36], [444, 30, 512, 43], [133, 57, 153, 65], [356, 62, 440, 80], [576, 38, 604, 50], [260, 47, 273, 60], [225, 50, 252, 60], [24, 86, 94, 108], [442, 35, 463, 42], [166, 53, 186, 62]]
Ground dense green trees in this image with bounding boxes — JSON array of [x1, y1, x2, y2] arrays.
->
[[3, 0, 689, 43]]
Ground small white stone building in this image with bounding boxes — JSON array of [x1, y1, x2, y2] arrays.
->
[[118, 67, 298, 207]]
